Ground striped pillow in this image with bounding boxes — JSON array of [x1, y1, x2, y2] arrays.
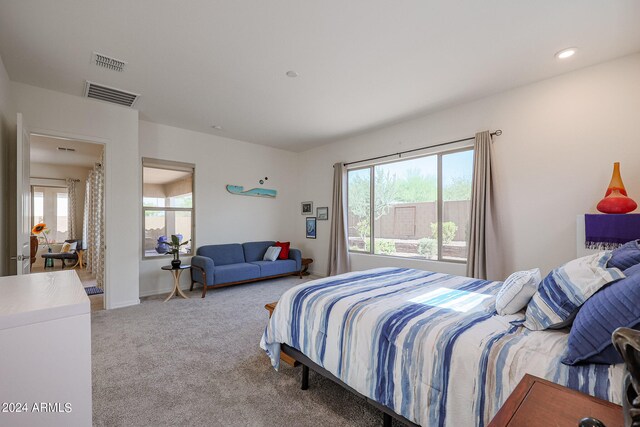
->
[[523, 252, 625, 331], [263, 246, 282, 262]]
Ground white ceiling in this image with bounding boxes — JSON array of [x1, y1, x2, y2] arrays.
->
[[1, 1, 640, 152], [30, 134, 103, 167]]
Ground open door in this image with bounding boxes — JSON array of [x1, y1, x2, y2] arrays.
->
[[14, 113, 31, 274]]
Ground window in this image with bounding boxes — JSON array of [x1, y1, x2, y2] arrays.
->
[[31, 186, 69, 243], [142, 158, 195, 258], [347, 148, 473, 262]]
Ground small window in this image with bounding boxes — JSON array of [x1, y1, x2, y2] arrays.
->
[[142, 159, 195, 258]]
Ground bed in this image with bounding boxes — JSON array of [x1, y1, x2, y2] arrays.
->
[[260, 267, 625, 426]]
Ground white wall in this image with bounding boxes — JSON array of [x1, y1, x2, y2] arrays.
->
[[30, 162, 92, 268], [11, 82, 140, 309], [138, 121, 299, 296], [296, 53, 640, 280], [5, 52, 640, 300], [0, 53, 13, 276]]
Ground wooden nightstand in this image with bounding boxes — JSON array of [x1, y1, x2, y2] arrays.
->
[[265, 301, 298, 367], [489, 374, 623, 427]]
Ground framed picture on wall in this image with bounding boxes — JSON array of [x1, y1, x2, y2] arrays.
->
[[301, 201, 313, 215], [306, 217, 317, 239], [317, 207, 328, 220]]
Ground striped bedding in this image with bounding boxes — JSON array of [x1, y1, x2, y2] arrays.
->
[[260, 267, 624, 427]]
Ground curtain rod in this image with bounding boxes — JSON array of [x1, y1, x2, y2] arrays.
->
[[31, 177, 81, 182], [342, 130, 502, 167]]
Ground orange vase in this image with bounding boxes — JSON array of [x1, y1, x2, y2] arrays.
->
[[597, 162, 637, 214]]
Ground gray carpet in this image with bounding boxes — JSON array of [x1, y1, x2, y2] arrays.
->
[[92, 276, 397, 426]]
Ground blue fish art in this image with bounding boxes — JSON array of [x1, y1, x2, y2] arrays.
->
[[226, 185, 277, 198]]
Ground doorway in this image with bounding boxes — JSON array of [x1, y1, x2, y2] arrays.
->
[[29, 134, 106, 311]]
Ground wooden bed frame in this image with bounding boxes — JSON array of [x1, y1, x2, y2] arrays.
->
[[281, 344, 420, 427]]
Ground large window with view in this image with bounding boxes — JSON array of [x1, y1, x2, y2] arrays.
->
[[142, 159, 195, 258], [347, 148, 473, 262]]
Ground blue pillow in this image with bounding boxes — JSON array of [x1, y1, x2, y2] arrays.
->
[[626, 263, 640, 276], [608, 240, 640, 270], [563, 268, 640, 365]]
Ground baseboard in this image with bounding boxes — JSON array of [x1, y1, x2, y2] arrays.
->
[[108, 298, 140, 309], [139, 272, 322, 298], [138, 285, 192, 298], [307, 270, 326, 278]]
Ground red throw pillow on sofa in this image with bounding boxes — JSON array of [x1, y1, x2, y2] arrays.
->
[[275, 241, 290, 260]]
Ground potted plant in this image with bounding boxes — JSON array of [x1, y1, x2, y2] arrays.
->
[[166, 234, 189, 268]]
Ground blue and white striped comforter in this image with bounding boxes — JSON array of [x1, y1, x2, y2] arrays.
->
[[260, 268, 624, 426]]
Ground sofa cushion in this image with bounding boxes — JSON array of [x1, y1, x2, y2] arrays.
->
[[197, 244, 245, 266], [250, 260, 297, 277], [243, 241, 275, 262], [214, 263, 260, 284], [275, 241, 290, 259], [263, 246, 281, 261]]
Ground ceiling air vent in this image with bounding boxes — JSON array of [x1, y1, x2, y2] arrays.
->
[[84, 81, 140, 107], [93, 52, 126, 72]]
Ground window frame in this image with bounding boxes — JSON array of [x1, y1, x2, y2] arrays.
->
[[141, 157, 196, 260], [346, 146, 473, 264], [346, 164, 374, 254]]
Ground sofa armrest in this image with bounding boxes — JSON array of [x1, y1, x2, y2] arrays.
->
[[191, 255, 215, 286], [288, 249, 302, 271]]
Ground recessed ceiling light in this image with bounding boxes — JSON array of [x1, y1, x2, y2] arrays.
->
[[286, 70, 299, 78], [211, 125, 222, 130], [555, 47, 577, 60]]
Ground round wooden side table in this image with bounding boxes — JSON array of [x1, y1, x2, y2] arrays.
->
[[161, 265, 190, 302], [300, 258, 313, 278]]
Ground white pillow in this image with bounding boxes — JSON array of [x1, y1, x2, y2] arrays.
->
[[263, 246, 282, 262], [495, 268, 541, 315], [61, 241, 77, 253]]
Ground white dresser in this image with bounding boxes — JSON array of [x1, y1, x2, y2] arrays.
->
[[0, 271, 92, 427]]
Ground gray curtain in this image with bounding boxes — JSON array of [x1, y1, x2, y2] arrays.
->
[[83, 157, 105, 288], [328, 162, 350, 276], [66, 178, 78, 239], [466, 131, 498, 280]]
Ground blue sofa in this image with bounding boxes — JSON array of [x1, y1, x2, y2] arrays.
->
[[190, 241, 302, 298]]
